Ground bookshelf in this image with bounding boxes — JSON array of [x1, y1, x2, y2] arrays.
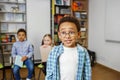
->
[[72, 0, 88, 48], [52, 0, 71, 45], [0, 0, 26, 66], [52, 0, 88, 47]]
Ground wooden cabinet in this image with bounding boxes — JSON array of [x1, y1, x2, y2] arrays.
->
[[0, 0, 26, 66]]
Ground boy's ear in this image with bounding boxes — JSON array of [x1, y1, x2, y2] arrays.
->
[[58, 31, 62, 40]]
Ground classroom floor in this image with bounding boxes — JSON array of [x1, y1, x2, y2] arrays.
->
[[0, 63, 120, 80]]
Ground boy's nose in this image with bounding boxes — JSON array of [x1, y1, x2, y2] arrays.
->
[[65, 33, 71, 38]]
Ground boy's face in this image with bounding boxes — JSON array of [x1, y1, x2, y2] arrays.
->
[[58, 22, 80, 48], [43, 36, 52, 45], [17, 32, 26, 42]]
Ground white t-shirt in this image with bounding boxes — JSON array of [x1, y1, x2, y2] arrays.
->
[[59, 46, 78, 80]]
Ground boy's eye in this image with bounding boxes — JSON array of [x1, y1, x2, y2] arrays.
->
[[69, 31, 75, 35], [61, 32, 66, 35], [60, 31, 76, 37]]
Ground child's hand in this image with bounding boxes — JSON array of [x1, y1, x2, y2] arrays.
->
[[21, 56, 28, 61]]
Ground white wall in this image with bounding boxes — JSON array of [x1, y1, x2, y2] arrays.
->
[[105, 0, 120, 42], [89, 0, 120, 71], [26, 0, 50, 60]]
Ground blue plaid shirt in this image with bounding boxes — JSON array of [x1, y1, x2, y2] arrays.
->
[[45, 43, 91, 80]]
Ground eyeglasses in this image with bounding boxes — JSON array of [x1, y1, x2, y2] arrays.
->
[[60, 31, 76, 37]]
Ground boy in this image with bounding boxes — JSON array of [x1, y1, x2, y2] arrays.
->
[[11, 28, 34, 80], [46, 16, 91, 80]]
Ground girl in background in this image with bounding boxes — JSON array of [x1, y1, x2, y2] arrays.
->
[[40, 34, 53, 75]]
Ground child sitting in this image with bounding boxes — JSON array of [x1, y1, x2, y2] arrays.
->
[[11, 28, 34, 80]]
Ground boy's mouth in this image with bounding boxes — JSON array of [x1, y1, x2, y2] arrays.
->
[[65, 40, 72, 43]]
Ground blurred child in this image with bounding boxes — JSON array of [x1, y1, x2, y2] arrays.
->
[[46, 16, 91, 80], [40, 34, 53, 75], [11, 28, 34, 80]]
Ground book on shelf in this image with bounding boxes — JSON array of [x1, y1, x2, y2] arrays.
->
[[80, 28, 86, 32], [4, 13, 13, 21], [82, 40, 86, 47], [72, 1, 83, 11], [0, 0, 6, 2], [80, 21, 87, 26], [1, 23, 8, 32], [55, 0, 62, 5], [6, 45, 12, 51], [74, 12, 81, 18], [0, 14, 4, 21], [55, 6, 59, 14], [54, 15, 63, 24], [7, 24, 25, 33], [55, 0, 70, 6], [54, 24, 58, 32], [4, 54, 11, 62], [18, 0, 25, 3], [54, 16, 57, 23], [1, 34, 8, 43], [19, 4, 25, 12], [16, 24, 26, 32], [14, 14, 24, 21], [63, 0, 71, 6], [81, 12, 87, 19], [8, 24, 17, 32], [57, 15, 64, 23], [80, 32, 86, 38], [0, 4, 5, 11], [54, 34, 59, 42], [2, 45, 12, 52], [9, 0, 17, 2], [60, 8, 71, 14], [56, 7, 71, 14]]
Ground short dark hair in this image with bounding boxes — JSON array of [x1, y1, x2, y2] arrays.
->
[[58, 16, 80, 32], [17, 28, 26, 35]]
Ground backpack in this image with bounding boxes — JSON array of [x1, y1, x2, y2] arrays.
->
[[87, 49, 96, 66]]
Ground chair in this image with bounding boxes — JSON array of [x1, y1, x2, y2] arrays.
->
[[37, 62, 44, 80], [37, 46, 52, 80], [10, 45, 35, 80], [0, 46, 6, 80]]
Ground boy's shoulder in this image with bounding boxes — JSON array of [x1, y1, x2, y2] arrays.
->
[[25, 40, 31, 44], [13, 40, 31, 45], [77, 44, 87, 52], [48, 45, 62, 57], [52, 44, 62, 49], [49, 45, 62, 53], [13, 41, 19, 45]]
